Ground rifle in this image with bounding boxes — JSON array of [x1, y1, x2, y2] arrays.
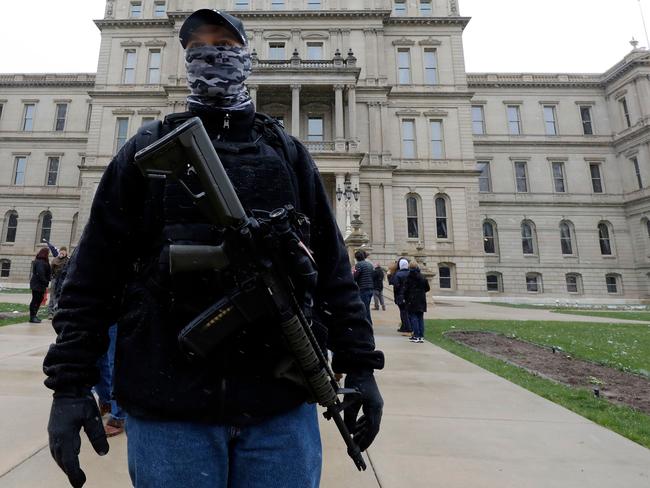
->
[[134, 117, 367, 471]]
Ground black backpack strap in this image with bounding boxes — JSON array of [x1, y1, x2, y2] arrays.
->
[[254, 113, 299, 169], [135, 119, 163, 153]]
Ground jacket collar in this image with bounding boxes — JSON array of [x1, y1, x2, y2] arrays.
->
[[188, 101, 256, 142]]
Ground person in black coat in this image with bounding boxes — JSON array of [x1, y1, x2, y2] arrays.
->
[[389, 257, 412, 333], [372, 264, 386, 311], [401, 261, 430, 343], [29, 248, 52, 323]]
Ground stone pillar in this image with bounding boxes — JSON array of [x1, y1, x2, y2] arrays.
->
[[376, 28, 386, 84], [341, 29, 351, 55], [379, 101, 389, 160], [253, 29, 263, 55], [368, 102, 379, 153], [329, 29, 340, 56], [370, 183, 383, 244], [248, 84, 258, 108], [291, 28, 301, 54], [291, 84, 301, 137], [347, 84, 357, 141], [334, 84, 345, 142], [363, 28, 377, 82], [335, 173, 347, 233], [383, 183, 395, 245]]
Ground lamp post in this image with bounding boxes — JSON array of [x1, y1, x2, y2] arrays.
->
[[335, 176, 360, 237]]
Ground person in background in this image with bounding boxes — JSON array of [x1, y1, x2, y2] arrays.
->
[[48, 246, 69, 319], [402, 261, 430, 344], [93, 324, 126, 436], [390, 257, 411, 334], [372, 264, 386, 311], [29, 248, 51, 323], [353, 250, 375, 325]]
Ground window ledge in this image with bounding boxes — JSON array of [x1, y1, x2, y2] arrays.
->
[[562, 255, 579, 259], [601, 255, 617, 259], [523, 254, 538, 258]]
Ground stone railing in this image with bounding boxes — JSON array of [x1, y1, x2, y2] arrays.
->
[[251, 48, 357, 69], [0, 73, 96, 86], [467, 72, 601, 87], [304, 141, 336, 152]]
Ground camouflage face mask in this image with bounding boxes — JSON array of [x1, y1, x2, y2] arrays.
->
[[185, 45, 252, 108]]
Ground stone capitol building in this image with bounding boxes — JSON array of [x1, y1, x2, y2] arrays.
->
[[1, 0, 649, 302]]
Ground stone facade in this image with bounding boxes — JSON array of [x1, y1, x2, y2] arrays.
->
[[0, 0, 649, 302]]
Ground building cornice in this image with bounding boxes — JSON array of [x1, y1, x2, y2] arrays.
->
[[468, 73, 602, 89], [169, 10, 391, 21], [384, 16, 471, 29], [94, 18, 174, 30], [0, 73, 95, 88]]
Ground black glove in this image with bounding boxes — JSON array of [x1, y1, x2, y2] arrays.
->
[[344, 371, 383, 452], [47, 391, 110, 488]]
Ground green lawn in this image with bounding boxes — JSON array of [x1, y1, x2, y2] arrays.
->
[[0, 303, 29, 313], [0, 288, 31, 294], [552, 310, 650, 322], [425, 319, 650, 449]]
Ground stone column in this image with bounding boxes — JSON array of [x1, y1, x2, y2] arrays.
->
[[379, 101, 389, 159], [347, 84, 357, 141], [376, 29, 386, 84], [363, 28, 377, 82], [383, 183, 395, 245], [291, 28, 301, 54], [335, 173, 347, 233], [334, 85, 345, 148], [329, 29, 340, 56], [291, 84, 301, 137], [248, 84, 258, 108], [370, 183, 383, 244], [367, 102, 380, 165], [341, 29, 351, 55]]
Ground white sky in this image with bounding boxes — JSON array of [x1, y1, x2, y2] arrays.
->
[[0, 0, 648, 74]]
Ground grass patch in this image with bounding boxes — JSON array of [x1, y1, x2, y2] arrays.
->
[[0, 287, 31, 294], [425, 319, 650, 449], [0, 303, 29, 313], [552, 310, 650, 322]]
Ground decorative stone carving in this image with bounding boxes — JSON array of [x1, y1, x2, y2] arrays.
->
[[105, 0, 115, 19], [392, 37, 416, 46], [449, 0, 459, 16], [120, 40, 142, 47], [418, 37, 442, 46], [145, 39, 167, 47]]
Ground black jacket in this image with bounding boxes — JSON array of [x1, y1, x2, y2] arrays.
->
[[372, 267, 385, 291], [43, 103, 383, 425], [30, 260, 51, 292], [390, 268, 410, 304], [402, 269, 430, 313], [353, 260, 374, 291]]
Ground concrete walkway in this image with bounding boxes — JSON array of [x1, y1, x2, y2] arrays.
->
[[0, 301, 649, 487]]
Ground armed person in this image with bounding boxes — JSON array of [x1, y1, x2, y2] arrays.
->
[[43, 9, 384, 488]]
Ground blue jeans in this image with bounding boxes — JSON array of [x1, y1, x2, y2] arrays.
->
[[409, 311, 424, 339], [359, 289, 373, 325], [93, 324, 125, 421], [126, 403, 322, 488], [398, 304, 412, 332]]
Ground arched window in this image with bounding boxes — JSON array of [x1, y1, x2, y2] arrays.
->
[[598, 222, 612, 255], [438, 262, 456, 290], [3, 210, 18, 243], [560, 220, 575, 255], [565, 273, 583, 294], [435, 196, 449, 239], [70, 212, 79, 247], [605, 274, 622, 294], [483, 220, 498, 254], [525, 272, 542, 293], [0, 259, 11, 278], [406, 195, 420, 239], [38, 211, 53, 244], [486, 272, 503, 292], [521, 221, 537, 255]]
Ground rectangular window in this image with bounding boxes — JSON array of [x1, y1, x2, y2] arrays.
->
[[153, 1, 166, 16], [22, 104, 35, 131], [472, 105, 485, 135], [123, 50, 137, 84], [54, 103, 68, 131], [515, 161, 528, 193], [407, 197, 419, 239], [526, 274, 540, 293], [0, 103, 4, 121], [507, 105, 521, 135], [632, 157, 643, 190], [13, 157, 27, 185], [430, 120, 444, 159], [543, 105, 557, 135], [307, 117, 324, 142], [307, 0, 321, 9], [397, 49, 411, 85], [486, 274, 501, 292], [115, 118, 129, 151], [423, 49, 438, 85], [580, 106, 593, 135], [606, 276, 618, 294], [0, 261, 10, 278], [306, 43, 323, 60], [147, 50, 162, 84], [590, 163, 603, 193], [477, 161, 491, 192], [402, 119, 416, 159], [269, 42, 286, 60], [566, 275, 578, 293], [130, 2, 142, 18], [394, 0, 407, 15], [620, 98, 631, 128], [234, 0, 249, 8], [271, 0, 285, 9], [46, 157, 60, 186], [439, 266, 452, 289], [552, 162, 566, 192], [419, 0, 432, 15]]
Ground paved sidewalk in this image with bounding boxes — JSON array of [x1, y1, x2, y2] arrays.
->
[[1, 302, 649, 487]]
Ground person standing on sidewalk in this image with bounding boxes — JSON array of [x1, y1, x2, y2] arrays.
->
[[372, 264, 386, 311], [353, 250, 375, 325], [390, 258, 412, 334], [29, 248, 52, 323], [402, 261, 430, 343], [93, 324, 126, 436], [48, 246, 69, 319]]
